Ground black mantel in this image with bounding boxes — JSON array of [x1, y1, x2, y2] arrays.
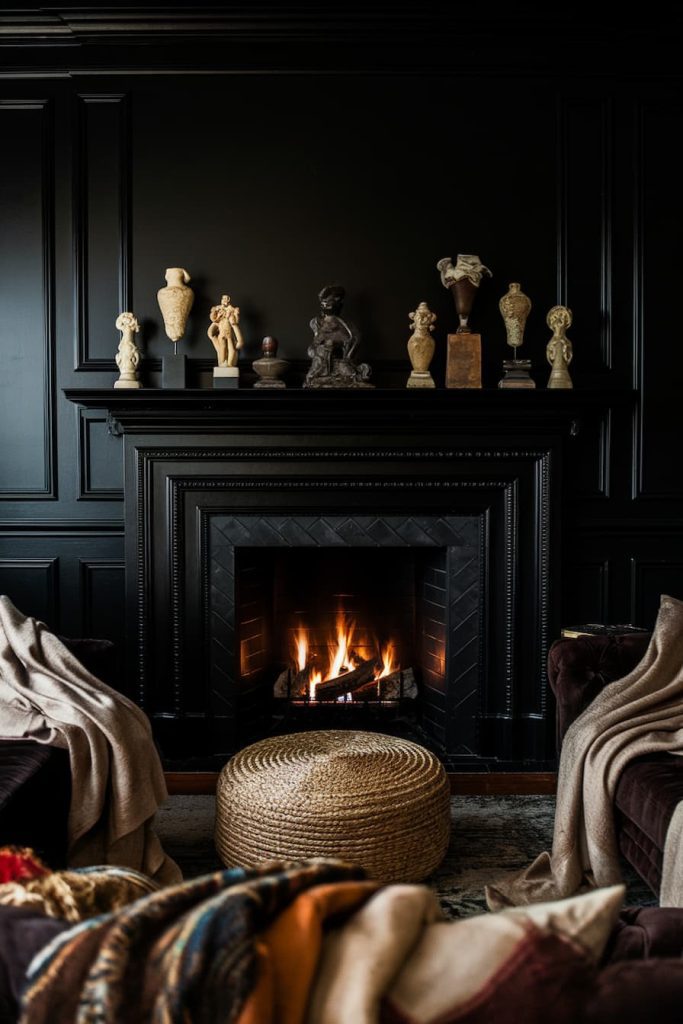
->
[[64, 388, 635, 433], [63, 387, 635, 771]]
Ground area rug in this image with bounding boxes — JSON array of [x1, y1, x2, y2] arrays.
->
[[154, 794, 656, 919]]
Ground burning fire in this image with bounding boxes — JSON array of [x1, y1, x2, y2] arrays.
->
[[292, 615, 399, 702], [377, 642, 398, 680]]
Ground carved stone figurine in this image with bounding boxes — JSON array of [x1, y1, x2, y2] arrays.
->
[[437, 254, 492, 332], [157, 268, 194, 352], [498, 282, 535, 388], [546, 305, 574, 389], [499, 282, 531, 350], [207, 295, 244, 368], [406, 302, 437, 388], [113, 312, 142, 389], [303, 284, 373, 389]]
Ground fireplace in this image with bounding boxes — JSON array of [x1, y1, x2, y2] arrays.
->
[[62, 388, 598, 772], [220, 515, 481, 754]]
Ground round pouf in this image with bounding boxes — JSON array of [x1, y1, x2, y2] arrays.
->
[[214, 730, 451, 883]]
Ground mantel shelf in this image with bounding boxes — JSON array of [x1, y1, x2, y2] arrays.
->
[[63, 387, 637, 437]]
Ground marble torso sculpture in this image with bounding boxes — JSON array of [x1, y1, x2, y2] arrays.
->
[[157, 268, 194, 349], [303, 285, 373, 388], [207, 295, 244, 368]]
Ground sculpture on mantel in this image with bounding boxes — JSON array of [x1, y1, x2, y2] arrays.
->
[[437, 254, 492, 333], [208, 295, 244, 368], [208, 294, 244, 389], [253, 336, 289, 388], [498, 282, 535, 388], [545, 304, 574, 389], [157, 268, 194, 352], [303, 284, 373, 389], [437, 254, 491, 388], [113, 312, 142, 389], [406, 301, 437, 388]]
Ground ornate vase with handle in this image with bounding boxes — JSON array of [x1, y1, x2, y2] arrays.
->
[[406, 302, 437, 388]]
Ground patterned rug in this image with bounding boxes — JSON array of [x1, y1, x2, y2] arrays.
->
[[155, 794, 656, 919]]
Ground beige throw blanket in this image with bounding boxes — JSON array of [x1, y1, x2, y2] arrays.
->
[[486, 592, 683, 910], [0, 596, 180, 884]]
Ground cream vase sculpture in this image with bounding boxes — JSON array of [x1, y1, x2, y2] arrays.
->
[[157, 268, 194, 352], [114, 312, 142, 389], [406, 302, 437, 388]]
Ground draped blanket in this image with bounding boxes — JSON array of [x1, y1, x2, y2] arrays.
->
[[0, 596, 180, 885], [486, 593, 683, 910], [19, 860, 372, 1024], [17, 861, 627, 1024]]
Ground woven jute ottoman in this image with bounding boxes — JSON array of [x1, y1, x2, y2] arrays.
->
[[214, 729, 451, 883]]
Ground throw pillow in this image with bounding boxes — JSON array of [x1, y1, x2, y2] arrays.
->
[[307, 883, 624, 1024], [384, 885, 625, 1024]]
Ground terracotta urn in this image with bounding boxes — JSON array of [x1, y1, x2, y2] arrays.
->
[[157, 268, 194, 344]]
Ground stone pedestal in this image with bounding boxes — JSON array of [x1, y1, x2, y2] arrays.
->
[[407, 370, 436, 389], [498, 359, 535, 389], [114, 378, 142, 390], [213, 366, 239, 390], [446, 332, 481, 389], [162, 353, 187, 389]]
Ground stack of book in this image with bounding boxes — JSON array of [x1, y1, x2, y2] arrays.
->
[[561, 623, 649, 639]]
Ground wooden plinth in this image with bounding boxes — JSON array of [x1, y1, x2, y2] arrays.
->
[[446, 332, 481, 388]]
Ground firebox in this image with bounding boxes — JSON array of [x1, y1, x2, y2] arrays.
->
[[238, 546, 443, 722], [211, 513, 483, 762]]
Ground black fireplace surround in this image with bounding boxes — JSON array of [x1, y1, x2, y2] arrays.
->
[[63, 388, 622, 771]]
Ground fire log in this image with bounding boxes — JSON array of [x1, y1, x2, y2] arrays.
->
[[314, 656, 381, 701], [353, 667, 417, 701], [273, 666, 311, 699]]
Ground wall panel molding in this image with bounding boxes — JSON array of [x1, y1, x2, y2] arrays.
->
[[73, 92, 131, 371], [632, 98, 683, 501], [0, 557, 58, 623], [79, 558, 125, 637], [0, 97, 56, 499], [77, 408, 124, 500], [630, 558, 683, 625], [557, 95, 613, 371]]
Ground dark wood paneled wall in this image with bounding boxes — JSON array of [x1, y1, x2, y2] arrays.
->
[[0, 8, 681, 665]]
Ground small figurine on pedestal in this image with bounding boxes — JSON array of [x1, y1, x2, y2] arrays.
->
[[157, 267, 194, 388], [545, 305, 574, 389], [208, 294, 244, 389], [406, 302, 437, 388], [498, 282, 535, 388], [303, 285, 373, 389], [114, 312, 142, 389], [437, 254, 491, 388], [252, 336, 289, 388]]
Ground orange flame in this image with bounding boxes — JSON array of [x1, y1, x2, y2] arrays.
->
[[376, 641, 398, 680], [294, 627, 308, 672], [292, 613, 400, 703], [309, 669, 322, 701], [329, 611, 356, 680]]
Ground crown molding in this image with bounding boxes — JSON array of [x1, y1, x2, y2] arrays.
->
[[0, 6, 681, 78]]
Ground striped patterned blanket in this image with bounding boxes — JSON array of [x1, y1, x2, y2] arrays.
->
[[20, 859, 370, 1024]]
